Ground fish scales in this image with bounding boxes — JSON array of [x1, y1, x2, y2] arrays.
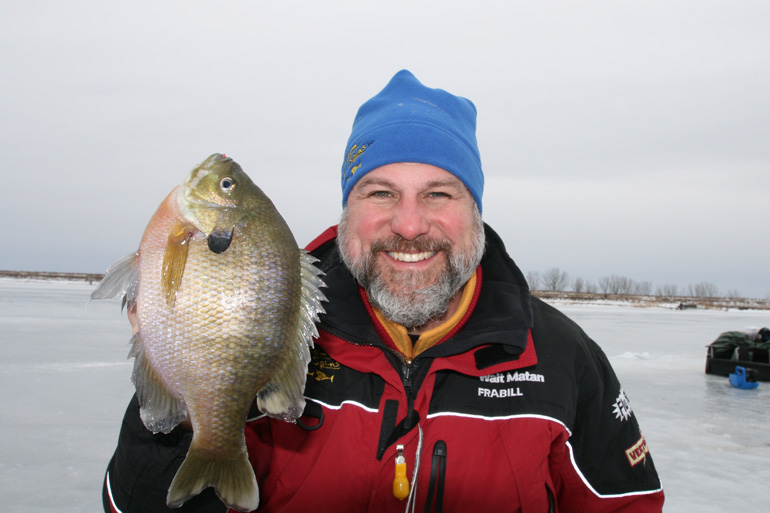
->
[[91, 154, 325, 512], [141, 220, 297, 450]]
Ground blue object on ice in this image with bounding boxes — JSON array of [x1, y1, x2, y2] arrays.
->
[[729, 366, 759, 389]]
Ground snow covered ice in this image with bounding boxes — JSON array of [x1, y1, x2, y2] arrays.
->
[[0, 279, 134, 512], [554, 302, 770, 512], [1, 279, 768, 512]]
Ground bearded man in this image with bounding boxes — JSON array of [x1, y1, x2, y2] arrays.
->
[[103, 70, 664, 513]]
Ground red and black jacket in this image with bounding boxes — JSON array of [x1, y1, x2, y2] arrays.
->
[[104, 224, 664, 512]]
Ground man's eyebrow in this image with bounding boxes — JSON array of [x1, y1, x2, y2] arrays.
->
[[424, 178, 464, 189], [356, 177, 464, 190], [356, 176, 395, 188]]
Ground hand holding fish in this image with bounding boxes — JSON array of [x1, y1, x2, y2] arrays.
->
[[127, 302, 138, 336]]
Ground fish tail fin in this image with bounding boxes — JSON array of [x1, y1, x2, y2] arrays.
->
[[167, 445, 258, 512], [256, 250, 326, 422]]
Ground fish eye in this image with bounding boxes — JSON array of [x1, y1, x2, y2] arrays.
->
[[220, 177, 237, 192]]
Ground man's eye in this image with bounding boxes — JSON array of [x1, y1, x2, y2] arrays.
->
[[428, 191, 451, 198], [371, 191, 392, 198]]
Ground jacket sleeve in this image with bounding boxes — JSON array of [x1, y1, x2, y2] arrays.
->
[[553, 337, 665, 512], [102, 394, 227, 513]]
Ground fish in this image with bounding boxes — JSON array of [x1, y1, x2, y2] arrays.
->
[[91, 153, 326, 511], [311, 370, 334, 383]]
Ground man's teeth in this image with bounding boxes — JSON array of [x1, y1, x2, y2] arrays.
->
[[388, 251, 436, 262]]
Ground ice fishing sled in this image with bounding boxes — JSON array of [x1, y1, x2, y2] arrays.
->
[[705, 328, 770, 381]]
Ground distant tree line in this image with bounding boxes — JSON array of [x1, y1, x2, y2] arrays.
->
[[526, 267, 740, 298]]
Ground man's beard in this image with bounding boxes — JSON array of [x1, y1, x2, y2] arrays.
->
[[337, 208, 486, 330]]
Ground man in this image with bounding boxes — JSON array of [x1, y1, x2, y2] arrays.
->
[[103, 70, 664, 512]]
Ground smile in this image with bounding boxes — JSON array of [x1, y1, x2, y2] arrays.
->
[[387, 251, 436, 263]]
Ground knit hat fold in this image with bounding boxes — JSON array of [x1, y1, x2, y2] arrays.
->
[[341, 70, 484, 212]]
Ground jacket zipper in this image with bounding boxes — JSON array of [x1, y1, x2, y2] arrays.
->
[[401, 361, 416, 430], [323, 322, 421, 400], [322, 322, 425, 436]]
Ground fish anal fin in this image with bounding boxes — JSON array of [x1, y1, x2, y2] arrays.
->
[[257, 373, 307, 423], [130, 332, 187, 434], [167, 445, 258, 512], [256, 328, 311, 423], [161, 223, 196, 307]]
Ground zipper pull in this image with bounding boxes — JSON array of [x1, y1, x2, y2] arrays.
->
[[402, 362, 412, 388], [393, 444, 409, 500]]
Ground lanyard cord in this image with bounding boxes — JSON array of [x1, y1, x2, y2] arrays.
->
[[404, 424, 424, 513]]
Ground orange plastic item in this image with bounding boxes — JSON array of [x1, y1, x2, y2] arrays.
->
[[393, 445, 409, 500]]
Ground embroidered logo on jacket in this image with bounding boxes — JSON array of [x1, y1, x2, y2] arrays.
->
[[304, 347, 385, 411], [311, 370, 334, 382], [612, 388, 633, 421], [625, 433, 649, 467], [480, 371, 545, 384], [478, 387, 523, 398], [308, 350, 341, 383], [477, 371, 545, 399]]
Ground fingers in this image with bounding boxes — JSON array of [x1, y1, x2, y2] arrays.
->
[[128, 303, 139, 335]]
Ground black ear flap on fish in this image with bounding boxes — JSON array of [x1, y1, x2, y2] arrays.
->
[[207, 228, 234, 254], [162, 223, 195, 306]]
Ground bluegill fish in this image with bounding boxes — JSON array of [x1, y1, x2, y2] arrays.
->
[[92, 154, 325, 511]]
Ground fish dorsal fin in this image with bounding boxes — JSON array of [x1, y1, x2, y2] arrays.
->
[[162, 223, 196, 306], [90, 251, 140, 311], [257, 250, 327, 420], [297, 251, 327, 343]]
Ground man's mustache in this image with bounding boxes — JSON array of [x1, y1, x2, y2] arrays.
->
[[369, 236, 452, 255]]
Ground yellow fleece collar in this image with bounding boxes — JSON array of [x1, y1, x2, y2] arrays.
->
[[372, 271, 477, 362]]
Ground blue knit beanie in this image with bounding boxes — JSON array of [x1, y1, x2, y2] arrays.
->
[[341, 70, 484, 212]]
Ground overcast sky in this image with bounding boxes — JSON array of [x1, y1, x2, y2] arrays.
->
[[2, 1, 768, 298]]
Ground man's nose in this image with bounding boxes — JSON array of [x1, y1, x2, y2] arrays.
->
[[390, 197, 430, 241]]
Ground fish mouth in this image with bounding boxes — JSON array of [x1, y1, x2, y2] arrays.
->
[[207, 229, 234, 254], [386, 251, 436, 263]]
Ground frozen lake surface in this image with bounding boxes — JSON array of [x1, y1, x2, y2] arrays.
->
[[1, 279, 768, 512]]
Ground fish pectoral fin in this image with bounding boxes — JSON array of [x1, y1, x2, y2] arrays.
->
[[162, 222, 196, 306], [130, 332, 187, 434], [167, 445, 258, 512]]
